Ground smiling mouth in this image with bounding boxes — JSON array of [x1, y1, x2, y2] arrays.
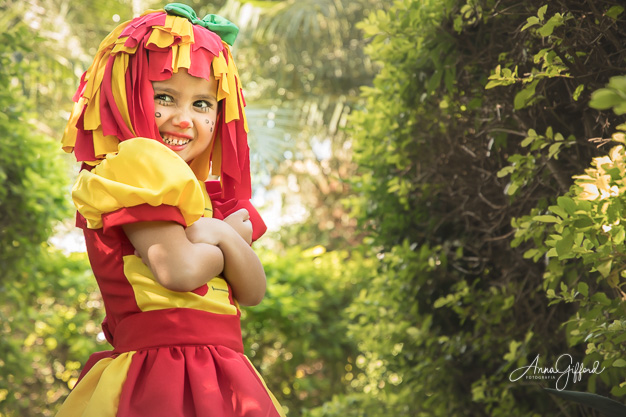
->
[[162, 134, 191, 146]]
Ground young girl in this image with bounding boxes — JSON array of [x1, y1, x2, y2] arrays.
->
[[56, 4, 285, 416]]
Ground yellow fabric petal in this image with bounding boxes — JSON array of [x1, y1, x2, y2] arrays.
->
[[111, 53, 135, 137], [212, 52, 229, 100], [54, 354, 135, 417], [92, 130, 120, 159], [111, 36, 138, 55], [237, 86, 249, 132], [210, 47, 248, 128], [61, 99, 85, 153], [84, 88, 102, 130], [72, 138, 205, 229], [166, 15, 194, 42], [172, 42, 192, 71], [147, 28, 175, 49]]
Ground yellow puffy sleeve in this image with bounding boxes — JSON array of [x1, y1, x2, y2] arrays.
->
[[72, 138, 207, 231]]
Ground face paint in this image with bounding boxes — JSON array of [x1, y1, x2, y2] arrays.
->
[[155, 112, 162, 118]]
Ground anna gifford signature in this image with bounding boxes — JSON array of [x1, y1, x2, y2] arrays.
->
[[509, 354, 605, 391]]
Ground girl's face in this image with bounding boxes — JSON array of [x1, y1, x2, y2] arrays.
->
[[152, 68, 218, 163]]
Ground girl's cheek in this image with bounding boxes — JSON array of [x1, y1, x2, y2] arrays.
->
[[154, 107, 167, 126]]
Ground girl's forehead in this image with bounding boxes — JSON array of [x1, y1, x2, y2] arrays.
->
[[153, 69, 217, 92]]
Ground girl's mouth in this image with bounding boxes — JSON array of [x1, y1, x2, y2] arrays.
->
[[161, 132, 192, 150], [162, 135, 191, 146]]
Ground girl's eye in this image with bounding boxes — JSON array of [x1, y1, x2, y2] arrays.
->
[[194, 100, 214, 112], [155, 94, 173, 104]]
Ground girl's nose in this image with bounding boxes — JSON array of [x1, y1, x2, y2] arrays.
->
[[177, 120, 191, 129]]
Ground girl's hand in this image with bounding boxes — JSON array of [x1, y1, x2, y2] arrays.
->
[[224, 209, 253, 245]]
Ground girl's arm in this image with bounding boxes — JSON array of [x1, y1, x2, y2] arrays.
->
[[123, 221, 225, 293], [185, 216, 266, 306]]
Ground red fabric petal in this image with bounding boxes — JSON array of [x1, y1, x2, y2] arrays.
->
[[72, 71, 88, 103], [187, 46, 214, 81], [74, 119, 96, 161], [120, 12, 166, 43], [101, 57, 134, 139], [147, 49, 173, 81], [127, 46, 159, 141], [192, 26, 223, 56]]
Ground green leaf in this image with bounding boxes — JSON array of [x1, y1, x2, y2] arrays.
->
[[533, 215, 560, 223], [607, 75, 626, 92], [537, 14, 565, 37], [556, 231, 575, 257], [521, 16, 540, 31], [507, 182, 519, 196], [589, 89, 623, 110], [557, 196, 577, 215], [497, 166, 515, 177], [548, 142, 562, 159], [521, 135, 536, 147], [577, 282, 589, 297], [549, 205, 568, 219], [537, 5, 548, 20], [591, 292, 611, 306], [605, 6, 624, 20], [613, 359, 626, 368], [523, 248, 539, 259], [573, 84, 584, 101], [596, 259, 612, 277], [514, 80, 539, 110]]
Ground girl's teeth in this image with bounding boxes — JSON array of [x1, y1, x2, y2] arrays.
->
[[163, 136, 190, 146]]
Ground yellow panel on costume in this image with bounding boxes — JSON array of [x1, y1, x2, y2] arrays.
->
[[55, 353, 135, 417], [123, 255, 238, 315], [72, 138, 205, 229]]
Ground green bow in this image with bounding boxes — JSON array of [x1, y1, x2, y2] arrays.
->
[[164, 3, 239, 46]]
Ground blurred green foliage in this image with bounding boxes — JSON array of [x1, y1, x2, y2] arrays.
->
[[243, 246, 374, 415], [3, 0, 626, 416], [0, 6, 104, 417], [315, 0, 626, 416]]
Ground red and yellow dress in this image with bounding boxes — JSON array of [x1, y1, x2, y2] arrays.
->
[[56, 138, 284, 417]]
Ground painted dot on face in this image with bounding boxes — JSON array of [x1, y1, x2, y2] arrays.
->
[[155, 112, 161, 118], [205, 119, 210, 124]]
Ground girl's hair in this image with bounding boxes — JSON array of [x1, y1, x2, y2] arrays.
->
[[62, 6, 251, 199]]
